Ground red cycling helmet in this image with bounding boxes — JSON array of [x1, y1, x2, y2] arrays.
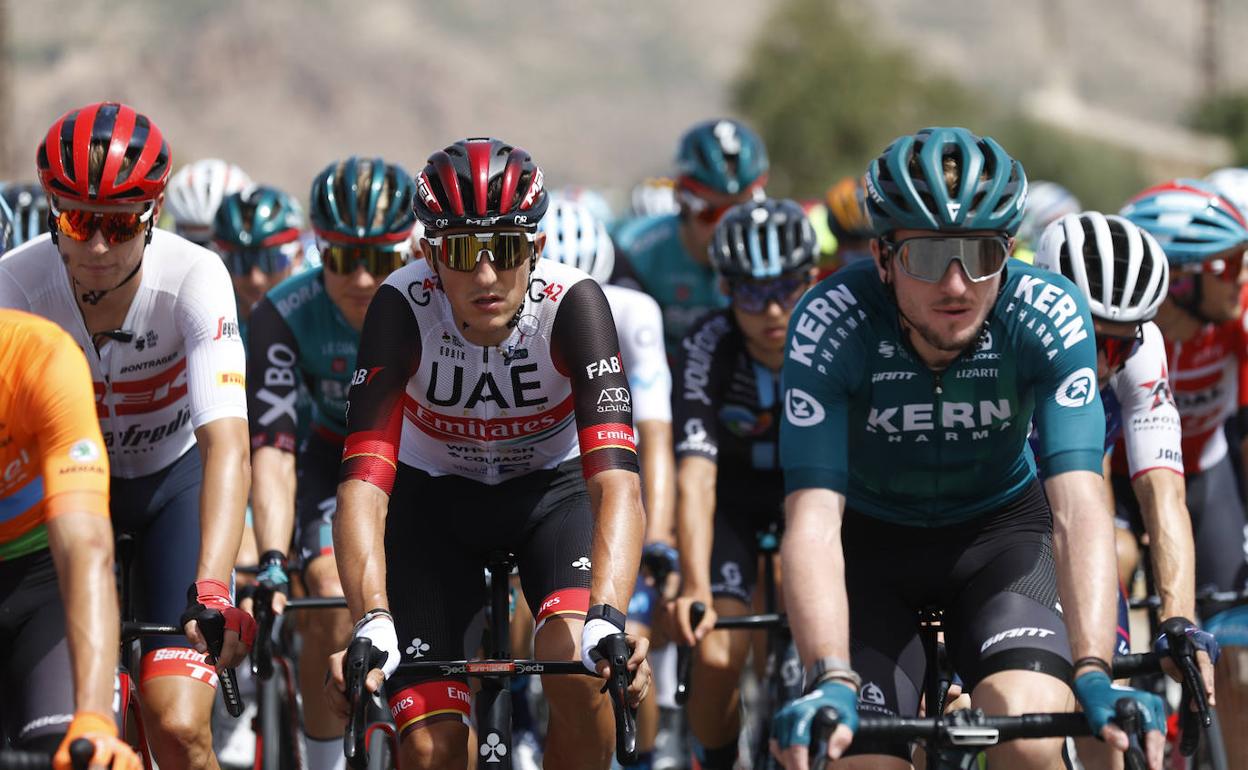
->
[[37, 102, 171, 204], [413, 137, 548, 232]]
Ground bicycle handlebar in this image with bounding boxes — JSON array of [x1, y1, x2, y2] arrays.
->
[[0, 740, 93, 770], [251, 591, 349, 681], [808, 700, 1148, 770]]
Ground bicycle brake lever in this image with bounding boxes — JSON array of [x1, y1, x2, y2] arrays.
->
[[674, 601, 705, 705], [343, 637, 382, 770], [196, 608, 244, 717], [251, 583, 276, 681], [809, 706, 840, 770], [595, 632, 638, 765], [1113, 698, 1147, 770]]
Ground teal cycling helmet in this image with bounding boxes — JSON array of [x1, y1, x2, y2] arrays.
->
[[309, 156, 417, 244], [1120, 179, 1248, 267], [213, 185, 303, 249], [864, 127, 1028, 236], [675, 119, 769, 197]]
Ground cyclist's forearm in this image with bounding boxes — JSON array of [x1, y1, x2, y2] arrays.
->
[[637, 420, 676, 544], [195, 417, 250, 581], [782, 488, 850, 664], [1133, 469, 1196, 620], [333, 479, 391, 619], [675, 459, 716, 593], [251, 445, 298, 555], [588, 469, 645, 611], [1048, 471, 1117, 665], [48, 514, 120, 716]]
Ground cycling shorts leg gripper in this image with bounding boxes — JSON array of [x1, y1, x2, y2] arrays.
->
[[139, 648, 219, 689], [1205, 603, 1248, 648], [388, 680, 472, 734], [295, 433, 342, 566]]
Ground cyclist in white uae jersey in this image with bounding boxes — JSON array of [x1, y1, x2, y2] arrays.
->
[[0, 102, 254, 770], [324, 138, 650, 770]]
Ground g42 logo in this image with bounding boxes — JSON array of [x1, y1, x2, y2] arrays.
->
[[528, 278, 564, 303], [408, 277, 439, 307]]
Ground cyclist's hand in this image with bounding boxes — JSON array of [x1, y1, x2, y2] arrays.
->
[[591, 633, 652, 707], [181, 578, 257, 668], [255, 549, 291, 615], [1154, 618, 1218, 706], [641, 541, 680, 596], [769, 681, 857, 770], [668, 594, 716, 647], [1073, 671, 1166, 770], [324, 648, 386, 720], [55, 713, 141, 770]]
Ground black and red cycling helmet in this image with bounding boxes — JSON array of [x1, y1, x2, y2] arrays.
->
[[37, 102, 171, 204], [413, 137, 548, 232]]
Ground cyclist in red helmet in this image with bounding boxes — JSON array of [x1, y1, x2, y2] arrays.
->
[[324, 138, 650, 769], [1, 102, 255, 770]]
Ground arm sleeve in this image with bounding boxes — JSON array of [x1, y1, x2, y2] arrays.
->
[[551, 279, 640, 479], [671, 314, 732, 461], [23, 332, 109, 519], [778, 296, 858, 495], [246, 298, 301, 452], [1117, 322, 1183, 478], [339, 284, 421, 494], [618, 291, 672, 424], [1030, 286, 1106, 477], [174, 255, 248, 428]]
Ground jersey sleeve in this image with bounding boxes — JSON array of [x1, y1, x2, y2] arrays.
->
[[672, 313, 733, 461], [339, 284, 421, 494], [551, 279, 640, 479], [1027, 281, 1105, 477], [21, 330, 109, 520], [174, 255, 248, 428], [246, 298, 301, 452], [1115, 322, 1183, 478], [0, 262, 32, 311], [778, 294, 860, 495], [617, 290, 672, 424]]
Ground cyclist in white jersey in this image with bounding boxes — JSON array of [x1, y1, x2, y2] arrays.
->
[[0, 102, 255, 770], [540, 195, 676, 769], [1034, 212, 1217, 768], [323, 138, 650, 770]]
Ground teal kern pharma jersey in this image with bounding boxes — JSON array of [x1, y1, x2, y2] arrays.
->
[[779, 259, 1104, 526]]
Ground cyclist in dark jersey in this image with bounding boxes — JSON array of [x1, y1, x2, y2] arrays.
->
[[246, 156, 418, 770], [323, 139, 650, 770], [770, 128, 1166, 770], [668, 199, 818, 769]]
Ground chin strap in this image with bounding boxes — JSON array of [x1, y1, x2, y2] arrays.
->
[[75, 259, 142, 306]]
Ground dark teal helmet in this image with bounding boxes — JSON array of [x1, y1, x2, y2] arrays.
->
[[675, 119, 769, 197], [310, 156, 417, 244], [212, 185, 303, 249], [864, 127, 1028, 236]]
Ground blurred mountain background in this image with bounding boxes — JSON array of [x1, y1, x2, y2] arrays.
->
[[4, 0, 1247, 210]]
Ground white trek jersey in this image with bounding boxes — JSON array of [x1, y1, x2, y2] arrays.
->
[[0, 230, 247, 477], [1108, 321, 1184, 478], [604, 284, 671, 424]]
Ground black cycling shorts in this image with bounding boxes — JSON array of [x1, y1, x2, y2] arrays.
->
[[0, 549, 76, 749], [295, 431, 343, 566], [842, 480, 1072, 760], [384, 458, 594, 711], [709, 488, 783, 606]]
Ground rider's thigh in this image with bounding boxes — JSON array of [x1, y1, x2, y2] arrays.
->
[[399, 718, 470, 770], [303, 554, 344, 598], [695, 596, 751, 675]]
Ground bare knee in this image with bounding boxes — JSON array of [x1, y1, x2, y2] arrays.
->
[[400, 722, 469, 769]]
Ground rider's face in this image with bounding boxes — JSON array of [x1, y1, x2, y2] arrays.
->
[[421, 228, 544, 346], [873, 228, 1003, 362], [54, 198, 152, 294]]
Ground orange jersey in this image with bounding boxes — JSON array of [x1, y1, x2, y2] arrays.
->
[[0, 309, 109, 560]]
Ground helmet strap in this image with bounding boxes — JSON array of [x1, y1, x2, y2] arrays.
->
[[75, 258, 141, 306]]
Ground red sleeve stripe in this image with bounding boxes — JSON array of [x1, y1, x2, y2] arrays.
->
[[341, 429, 400, 492], [578, 423, 637, 455]]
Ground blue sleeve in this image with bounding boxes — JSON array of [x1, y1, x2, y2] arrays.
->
[[779, 292, 861, 495], [1028, 277, 1105, 477]]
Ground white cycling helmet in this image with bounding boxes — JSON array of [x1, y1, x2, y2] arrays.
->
[[538, 196, 615, 284], [630, 177, 679, 217], [164, 159, 254, 242], [1034, 212, 1169, 324], [1017, 180, 1082, 246], [1204, 167, 1248, 220]]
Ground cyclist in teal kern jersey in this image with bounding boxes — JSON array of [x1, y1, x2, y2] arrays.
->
[[246, 156, 417, 770], [612, 119, 769, 356], [770, 128, 1166, 770]]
